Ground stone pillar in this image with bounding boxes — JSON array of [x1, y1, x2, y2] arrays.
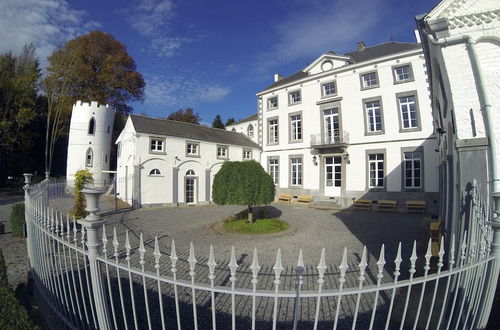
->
[[79, 188, 111, 330]]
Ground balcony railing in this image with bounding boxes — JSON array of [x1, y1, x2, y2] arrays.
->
[[310, 131, 349, 147]]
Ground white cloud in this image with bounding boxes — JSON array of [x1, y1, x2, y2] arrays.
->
[[123, 0, 190, 57], [255, 0, 384, 73], [144, 74, 230, 107], [0, 0, 100, 68]]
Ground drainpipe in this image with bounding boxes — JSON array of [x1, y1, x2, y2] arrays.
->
[[423, 30, 499, 327]]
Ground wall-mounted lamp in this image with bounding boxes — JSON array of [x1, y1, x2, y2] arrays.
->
[[436, 127, 446, 135], [312, 155, 318, 166], [343, 152, 350, 164], [175, 156, 181, 161]]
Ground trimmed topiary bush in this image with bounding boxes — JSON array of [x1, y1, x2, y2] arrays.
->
[[9, 203, 25, 237], [69, 169, 93, 219], [213, 161, 275, 222], [0, 249, 8, 288], [0, 286, 38, 329]]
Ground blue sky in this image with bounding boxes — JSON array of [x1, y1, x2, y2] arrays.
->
[[0, 0, 439, 124]]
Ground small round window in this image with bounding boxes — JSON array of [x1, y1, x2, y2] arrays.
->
[[149, 169, 161, 176]]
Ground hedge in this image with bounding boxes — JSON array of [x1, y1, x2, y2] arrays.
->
[[0, 249, 7, 287], [9, 203, 25, 237], [0, 286, 38, 329]]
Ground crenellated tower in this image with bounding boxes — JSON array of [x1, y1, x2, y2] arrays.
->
[[66, 101, 115, 187]]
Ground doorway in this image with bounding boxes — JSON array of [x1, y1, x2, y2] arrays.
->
[[324, 156, 342, 197]]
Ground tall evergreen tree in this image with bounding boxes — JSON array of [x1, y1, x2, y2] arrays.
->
[[212, 114, 225, 129], [225, 117, 236, 126]]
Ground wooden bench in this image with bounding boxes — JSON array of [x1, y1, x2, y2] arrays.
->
[[278, 193, 292, 204], [296, 195, 313, 207], [353, 199, 372, 210], [406, 200, 426, 214], [378, 200, 397, 212]]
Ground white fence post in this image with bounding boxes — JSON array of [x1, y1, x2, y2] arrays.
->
[[79, 188, 111, 330], [23, 173, 33, 261]]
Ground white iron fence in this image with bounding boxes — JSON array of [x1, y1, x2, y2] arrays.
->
[[23, 175, 497, 329]]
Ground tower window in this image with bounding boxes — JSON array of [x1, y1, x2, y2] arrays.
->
[[88, 118, 96, 135], [86, 148, 93, 167]]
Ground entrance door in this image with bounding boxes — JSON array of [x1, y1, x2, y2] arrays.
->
[[185, 177, 196, 204], [325, 156, 342, 197], [324, 108, 340, 144]]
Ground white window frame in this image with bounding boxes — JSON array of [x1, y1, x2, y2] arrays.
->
[[322, 81, 337, 97], [247, 125, 254, 138], [393, 64, 414, 83], [365, 100, 383, 133], [268, 118, 279, 145], [399, 95, 418, 129], [290, 156, 303, 186], [217, 145, 228, 159], [368, 153, 385, 189], [243, 149, 252, 160], [150, 138, 165, 153], [186, 142, 200, 157], [404, 151, 422, 189], [289, 113, 302, 142], [268, 157, 279, 185], [268, 96, 278, 110], [288, 90, 301, 105], [149, 168, 162, 176], [85, 148, 93, 167]]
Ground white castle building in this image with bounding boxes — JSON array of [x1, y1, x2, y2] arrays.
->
[[66, 101, 115, 187]]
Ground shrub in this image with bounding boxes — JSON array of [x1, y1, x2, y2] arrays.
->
[[69, 169, 93, 219], [213, 161, 275, 223], [0, 286, 38, 329], [9, 203, 25, 237], [0, 249, 8, 288]]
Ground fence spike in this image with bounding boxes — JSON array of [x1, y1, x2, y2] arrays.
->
[[424, 238, 432, 275], [358, 246, 368, 282], [450, 234, 456, 267], [102, 224, 108, 254], [153, 236, 161, 268], [273, 248, 284, 280], [139, 233, 146, 263], [297, 249, 304, 268], [228, 246, 238, 276], [207, 245, 217, 276], [339, 247, 349, 280], [317, 248, 327, 280], [409, 241, 417, 276], [170, 240, 178, 268], [461, 231, 468, 261], [60, 213, 64, 236], [72, 217, 78, 243], [250, 247, 261, 280], [66, 215, 71, 238], [188, 242, 197, 272], [438, 236, 445, 269], [125, 230, 131, 257], [112, 227, 119, 256], [377, 244, 386, 282]]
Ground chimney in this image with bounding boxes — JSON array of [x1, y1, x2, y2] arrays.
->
[[414, 29, 421, 43], [357, 42, 366, 51], [274, 73, 283, 82]]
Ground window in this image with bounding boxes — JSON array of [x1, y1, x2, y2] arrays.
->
[[290, 157, 302, 186], [186, 142, 199, 156], [186, 170, 195, 176], [217, 145, 228, 159], [117, 143, 121, 158], [268, 96, 278, 110], [268, 118, 279, 144], [232, 128, 236, 132], [365, 100, 383, 133], [290, 114, 302, 142], [107, 125, 110, 134], [88, 118, 95, 135], [322, 81, 337, 97], [361, 72, 378, 89], [243, 149, 252, 160], [404, 152, 422, 188], [149, 169, 161, 176], [288, 90, 301, 105], [247, 125, 254, 138], [393, 64, 413, 83], [368, 153, 384, 188], [150, 138, 164, 153], [399, 95, 419, 129], [268, 158, 279, 184], [85, 148, 93, 167], [105, 154, 107, 164]]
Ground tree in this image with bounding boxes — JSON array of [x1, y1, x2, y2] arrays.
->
[[42, 30, 145, 174], [212, 114, 225, 129], [225, 118, 236, 126], [167, 108, 200, 124], [212, 161, 275, 223]]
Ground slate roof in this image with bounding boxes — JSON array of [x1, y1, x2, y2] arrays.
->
[[130, 115, 260, 149], [262, 42, 422, 91], [231, 114, 258, 125]]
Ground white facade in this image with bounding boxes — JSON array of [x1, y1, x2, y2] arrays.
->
[[116, 115, 260, 207], [256, 42, 439, 207], [417, 0, 500, 239], [66, 101, 115, 187], [225, 114, 258, 144]]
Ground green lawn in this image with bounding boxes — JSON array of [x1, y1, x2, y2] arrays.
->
[[223, 219, 288, 234]]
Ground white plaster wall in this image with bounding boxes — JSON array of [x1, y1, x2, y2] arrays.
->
[[226, 119, 258, 144], [116, 118, 136, 205], [66, 101, 115, 187]]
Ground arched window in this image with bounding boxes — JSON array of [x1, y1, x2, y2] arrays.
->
[[247, 124, 254, 138], [88, 117, 95, 135], [186, 170, 195, 176], [86, 148, 93, 167], [231, 128, 236, 132], [105, 154, 108, 164], [149, 169, 161, 176]]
